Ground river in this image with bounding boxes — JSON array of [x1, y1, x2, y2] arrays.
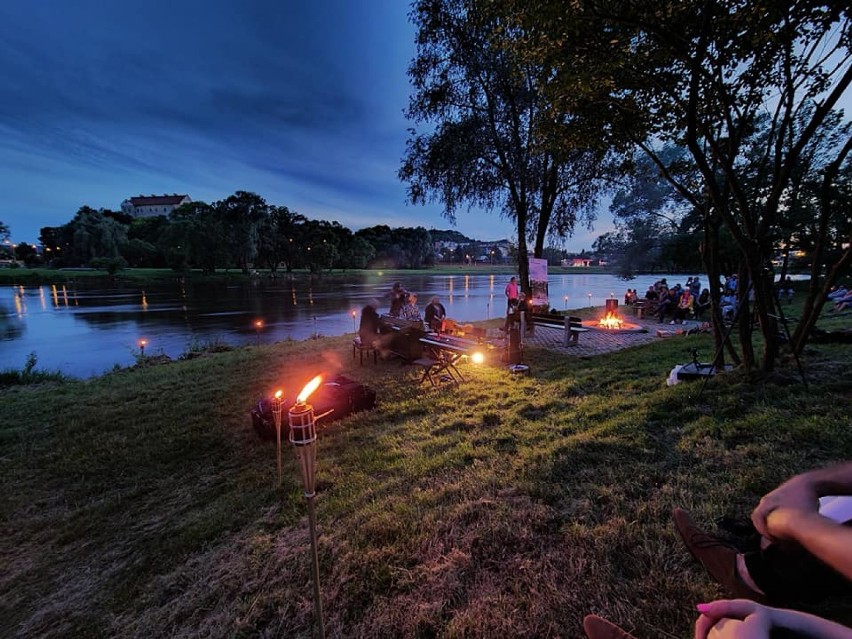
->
[[1, 271, 703, 378]]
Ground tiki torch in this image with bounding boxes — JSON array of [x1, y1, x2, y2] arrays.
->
[[272, 389, 284, 485], [138, 338, 147, 358], [351, 310, 357, 333], [288, 374, 326, 639]]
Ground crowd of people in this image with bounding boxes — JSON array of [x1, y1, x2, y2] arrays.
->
[[631, 276, 712, 324]]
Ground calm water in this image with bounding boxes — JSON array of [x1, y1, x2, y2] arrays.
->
[[0, 272, 700, 378]]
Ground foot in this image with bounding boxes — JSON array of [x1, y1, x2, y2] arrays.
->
[[583, 615, 640, 639], [672, 508, 767, 604]]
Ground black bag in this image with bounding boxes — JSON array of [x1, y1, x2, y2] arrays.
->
[[250, 375, 376, 441]]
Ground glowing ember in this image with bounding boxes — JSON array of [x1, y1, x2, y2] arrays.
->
[[598, 312, 624, 329], [296, 375, 323, 404]]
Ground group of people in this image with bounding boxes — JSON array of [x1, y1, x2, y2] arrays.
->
[[357, 281, 450, 355], [828, 286, 852, 312], [585, 460, 852, 639], [640, 277, 711, 324]]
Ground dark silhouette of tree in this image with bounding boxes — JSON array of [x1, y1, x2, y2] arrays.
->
[[401, 0, 608, 295]]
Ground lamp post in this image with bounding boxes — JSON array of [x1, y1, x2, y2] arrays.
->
[[588, 293, 593, 308], [288, 375, 326, 639], [563, 295, 568, 310], [272, 389, 284, 485]]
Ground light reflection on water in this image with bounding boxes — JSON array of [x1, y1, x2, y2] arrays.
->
[[1, 272, 709, 378]]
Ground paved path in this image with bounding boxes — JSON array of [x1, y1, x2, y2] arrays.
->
[[504, 312, 700, 357]]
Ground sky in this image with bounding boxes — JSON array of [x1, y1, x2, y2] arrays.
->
[[0, 0, 606, 250]]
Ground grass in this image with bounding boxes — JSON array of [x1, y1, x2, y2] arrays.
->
[[1, 310, 852, 638]]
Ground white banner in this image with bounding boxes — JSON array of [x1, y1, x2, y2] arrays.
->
[[529, 257, 549, 308]]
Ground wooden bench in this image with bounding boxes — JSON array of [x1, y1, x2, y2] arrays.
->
[[529, 314, 589, 346]]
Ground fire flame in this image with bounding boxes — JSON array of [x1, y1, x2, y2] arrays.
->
[[296, 375, 323, 404], [598, 312, 623, 330], [274, 389, 283, 400]]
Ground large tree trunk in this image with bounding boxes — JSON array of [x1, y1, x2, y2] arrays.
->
[[516, 205, 531, 295]]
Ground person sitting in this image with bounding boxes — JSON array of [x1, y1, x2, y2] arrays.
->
[[827, 285, 848, 301], [400, 292, 422, 324], [583, 462, 852, 639], [583, 600, 852, 639], [694, 288, 711, 319], [656, 287, 677, 323], [673, 288, 693, 324], [358, 298, 384, 350], [674, 461, 852, 606], [831, 289, 852, 312], [720, 292, 737, 321], [424, 295, 447, 332]]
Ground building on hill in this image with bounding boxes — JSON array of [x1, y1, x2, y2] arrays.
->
[[121, 194, 191, 218]]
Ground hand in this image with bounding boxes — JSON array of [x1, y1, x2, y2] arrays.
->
[[695, 600, 773, 639], [751, 474, 819, 539]]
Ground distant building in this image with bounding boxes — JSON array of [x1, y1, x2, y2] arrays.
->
[[121, 194, 191, 218]]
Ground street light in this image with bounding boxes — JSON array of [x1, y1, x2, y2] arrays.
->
[[289, 375, 326, 639]]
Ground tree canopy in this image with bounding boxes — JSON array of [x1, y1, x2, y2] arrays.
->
[[498, 0, 852, 370], [400, 0, 611, 293]]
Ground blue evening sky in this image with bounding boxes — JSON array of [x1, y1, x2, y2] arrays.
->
[[0, 0, 606, 250]]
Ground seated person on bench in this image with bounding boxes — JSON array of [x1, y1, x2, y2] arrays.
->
[[424, 296, 447, 332]]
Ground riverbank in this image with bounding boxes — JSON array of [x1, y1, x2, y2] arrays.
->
[[2, 316, 851, 637], [0, 264, 614, 286]]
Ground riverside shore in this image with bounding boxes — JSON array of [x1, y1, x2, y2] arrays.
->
[[2, 298, 851, 637]]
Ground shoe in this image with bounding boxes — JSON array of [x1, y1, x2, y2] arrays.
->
[[672, 508, 767, 604], [583, 615, 640, 639]]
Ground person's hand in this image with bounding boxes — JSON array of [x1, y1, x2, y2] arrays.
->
[[751, 474, 819, 539], [695, 600, 773, 639]]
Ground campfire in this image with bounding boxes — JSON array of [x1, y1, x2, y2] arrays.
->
[[598, 311, 624, 330]]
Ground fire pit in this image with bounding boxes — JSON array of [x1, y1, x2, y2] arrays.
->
[[592, 304, 647, 333]]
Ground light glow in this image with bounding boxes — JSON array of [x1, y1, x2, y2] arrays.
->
[[471, 351, 485, 365], [296, 375, 323, 404]]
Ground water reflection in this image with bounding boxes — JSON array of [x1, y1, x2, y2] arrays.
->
[[1, 272, 703, 378]]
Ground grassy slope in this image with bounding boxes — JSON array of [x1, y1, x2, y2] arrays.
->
[[2, 316, 852, 638]]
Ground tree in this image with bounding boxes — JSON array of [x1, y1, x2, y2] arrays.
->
[[0, 221, 11, 259], [63, 206, 128, 266], [214, 191, 268, 273], [256, 205, 307, 273], [400, 0, 609, 295], [503, 0, 852, 371]]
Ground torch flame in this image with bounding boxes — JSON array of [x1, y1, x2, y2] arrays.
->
[[296, 375, 323, 404], [274, 389, 283, 400]]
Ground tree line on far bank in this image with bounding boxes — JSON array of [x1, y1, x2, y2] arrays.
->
[[16, 191, 444, 273]]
